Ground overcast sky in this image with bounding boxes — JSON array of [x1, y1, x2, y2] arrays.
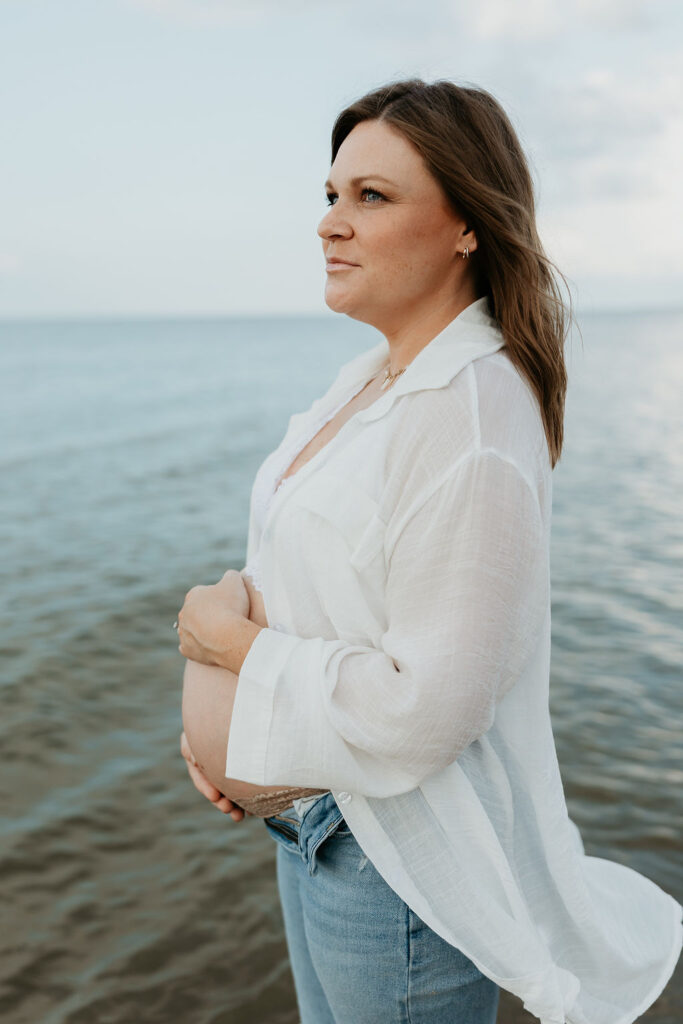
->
[[1, 0, 681, 318]]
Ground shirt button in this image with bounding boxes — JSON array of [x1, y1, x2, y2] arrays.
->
[[272, 623, 287, 633], [337, 791, 352, 804]]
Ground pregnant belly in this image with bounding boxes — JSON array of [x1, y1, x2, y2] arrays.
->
[[181, 658, 325, 814]]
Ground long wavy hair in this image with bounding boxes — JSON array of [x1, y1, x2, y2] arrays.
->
[[330, 78, 574, 469]]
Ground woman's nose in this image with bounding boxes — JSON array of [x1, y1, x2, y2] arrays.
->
[[317, 204, 352, 240]]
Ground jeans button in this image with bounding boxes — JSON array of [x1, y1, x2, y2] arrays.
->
[[337, 791, 352, 804]]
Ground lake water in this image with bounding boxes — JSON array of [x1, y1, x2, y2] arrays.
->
[[1, 309, 681, 1022]]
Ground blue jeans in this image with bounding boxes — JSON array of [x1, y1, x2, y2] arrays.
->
[[264, 791, 500, 1023]]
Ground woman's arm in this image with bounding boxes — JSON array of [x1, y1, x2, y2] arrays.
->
[[224, 450, 549, 797], [181, 570, 306, 804]]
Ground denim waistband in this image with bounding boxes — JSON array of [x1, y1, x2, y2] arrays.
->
[[263, 791, 346, 876]]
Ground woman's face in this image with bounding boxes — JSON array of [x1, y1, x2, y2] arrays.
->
[[317, 118, 475, 332]]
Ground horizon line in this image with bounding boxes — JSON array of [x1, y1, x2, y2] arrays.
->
[[1, 302, 682, 325]]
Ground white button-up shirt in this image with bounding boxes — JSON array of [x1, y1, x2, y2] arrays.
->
[[226, 297, 682, 1024]]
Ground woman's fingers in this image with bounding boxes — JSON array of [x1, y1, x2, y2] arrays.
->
[[186, 762, 244, 821], [180, 730, 196, 764], [215, 796, 246, 820], [177, 625, 215, 666], [215, 570, 251, 619], [183, 744, 247, 821], [240, 569, 269, 627], [187, 759, 222, 801]]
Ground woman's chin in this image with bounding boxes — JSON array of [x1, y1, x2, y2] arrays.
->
[[324, 283, 361, 316]]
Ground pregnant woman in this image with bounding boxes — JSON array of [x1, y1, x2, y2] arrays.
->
[[177, 78, 682, 1024]]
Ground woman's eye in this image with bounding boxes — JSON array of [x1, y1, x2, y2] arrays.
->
[[324, 188, 386, 207]]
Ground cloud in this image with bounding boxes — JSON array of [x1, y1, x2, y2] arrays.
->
[[532, 62, 683, 203], [465, 0, 561, 41], [126, 0, 318, 25], [574, 0, 658, 31], [462, 0, 665, 40], [538, 67, 674, 159]]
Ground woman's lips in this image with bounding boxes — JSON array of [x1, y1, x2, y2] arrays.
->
[[326, 262, 358, 271]]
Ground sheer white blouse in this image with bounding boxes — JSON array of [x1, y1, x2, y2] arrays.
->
[[241, 373, 378, 818], [227, 297, 682, 1024]]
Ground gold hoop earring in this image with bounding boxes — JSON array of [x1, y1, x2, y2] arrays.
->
[[462, 246, 470, 259]]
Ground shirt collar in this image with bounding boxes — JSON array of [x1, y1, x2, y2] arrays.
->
[[335, 296, 506, 425]]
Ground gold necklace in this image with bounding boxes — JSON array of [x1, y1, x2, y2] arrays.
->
[[379, 365, 406, 391]]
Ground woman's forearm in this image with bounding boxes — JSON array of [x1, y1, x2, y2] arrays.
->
[[181, 573, 326, 808], [182, 572, 298, 802]]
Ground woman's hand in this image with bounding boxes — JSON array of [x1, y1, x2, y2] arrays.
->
[[177, 570, 251, 666], [215, 569, 251, 618], [180, 730, 251, 822], [240, 568, 268, 627], [180, 565, 292, 817]]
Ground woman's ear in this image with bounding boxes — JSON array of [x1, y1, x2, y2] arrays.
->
[[459, 225, 477, 255]]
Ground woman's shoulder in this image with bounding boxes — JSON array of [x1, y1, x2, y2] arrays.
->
[[383, 350, 549, 510], [472, 349, 547, 459], [394, 349, 543, 453]]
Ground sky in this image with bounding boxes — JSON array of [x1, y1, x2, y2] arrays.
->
[[1, 0, 681, 318]]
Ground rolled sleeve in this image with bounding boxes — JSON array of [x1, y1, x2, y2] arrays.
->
[[224, 628, 313, 784]]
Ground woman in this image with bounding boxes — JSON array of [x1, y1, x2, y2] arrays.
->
[[177, 79, 682, 1024]]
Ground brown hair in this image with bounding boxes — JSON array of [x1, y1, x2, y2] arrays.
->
[[331, 78, 574, 469]]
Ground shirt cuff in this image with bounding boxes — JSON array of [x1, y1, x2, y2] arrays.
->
[[224, 626, 305, 785]]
